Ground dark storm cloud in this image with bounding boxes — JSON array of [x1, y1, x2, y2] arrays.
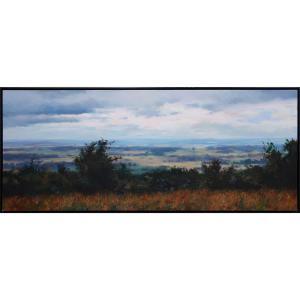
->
[[39, 103, 95, 115], [3, 90, 98, 117], [180, 90, 297, 110], [4, 114, 79, 127]]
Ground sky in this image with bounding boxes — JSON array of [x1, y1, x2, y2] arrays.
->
[[3, 89, 298, 141]]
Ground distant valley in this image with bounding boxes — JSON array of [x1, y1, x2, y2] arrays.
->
[[2, 138, 277, 173]]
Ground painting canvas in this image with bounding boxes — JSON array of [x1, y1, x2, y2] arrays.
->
[[1, 88, 298, 212]]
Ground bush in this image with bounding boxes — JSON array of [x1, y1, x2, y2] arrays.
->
[[74, 139, 120, 192], [145, 167, 202, 192]]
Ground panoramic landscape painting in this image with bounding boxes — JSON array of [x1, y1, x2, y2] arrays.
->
[[2, 89, 298, 212]]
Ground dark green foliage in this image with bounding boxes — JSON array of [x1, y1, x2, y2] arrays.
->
[[201, 160, 250, 189], [221, 165, 242, 188], [263, 142, 284, 186], [282, 139, 298, 188], [114, 163, 135, 193], [240, 166, 266, 188], [74, 139, 120, 192], [202, 159, 222, 188], [145, 167, 202, 192], [2, 139, 298, 196], [262, 139, 298, 188], [2, 160, 77, 196]]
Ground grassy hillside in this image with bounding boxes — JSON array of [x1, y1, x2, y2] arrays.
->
[[3, 189, 297, 212]]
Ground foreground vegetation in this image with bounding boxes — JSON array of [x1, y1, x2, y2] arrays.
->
[[3, 189, 296, 211], [2, 138, 297, 211]]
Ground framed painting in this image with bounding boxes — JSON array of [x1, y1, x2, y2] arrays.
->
[[1, 88, 299, 212]]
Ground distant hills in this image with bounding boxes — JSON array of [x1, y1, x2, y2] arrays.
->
[[3, 137, 289, 148]]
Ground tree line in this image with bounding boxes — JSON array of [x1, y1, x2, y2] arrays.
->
[[2, 138, 298, 196]]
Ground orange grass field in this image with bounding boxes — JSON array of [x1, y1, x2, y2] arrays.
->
[[2, 189, 297, 212]]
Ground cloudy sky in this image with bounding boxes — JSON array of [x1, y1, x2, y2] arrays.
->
[[3, 89, 298, 141]]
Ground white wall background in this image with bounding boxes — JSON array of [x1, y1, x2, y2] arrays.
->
[[0, 0, 299, 87], [0, 1, 299, 300]]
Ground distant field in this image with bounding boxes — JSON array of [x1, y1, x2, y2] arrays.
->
[[3, 143, 266, 172], [3, 189, 297, 211]]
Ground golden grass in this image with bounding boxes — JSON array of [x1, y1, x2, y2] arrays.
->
[[2, 189, 297, 212]]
